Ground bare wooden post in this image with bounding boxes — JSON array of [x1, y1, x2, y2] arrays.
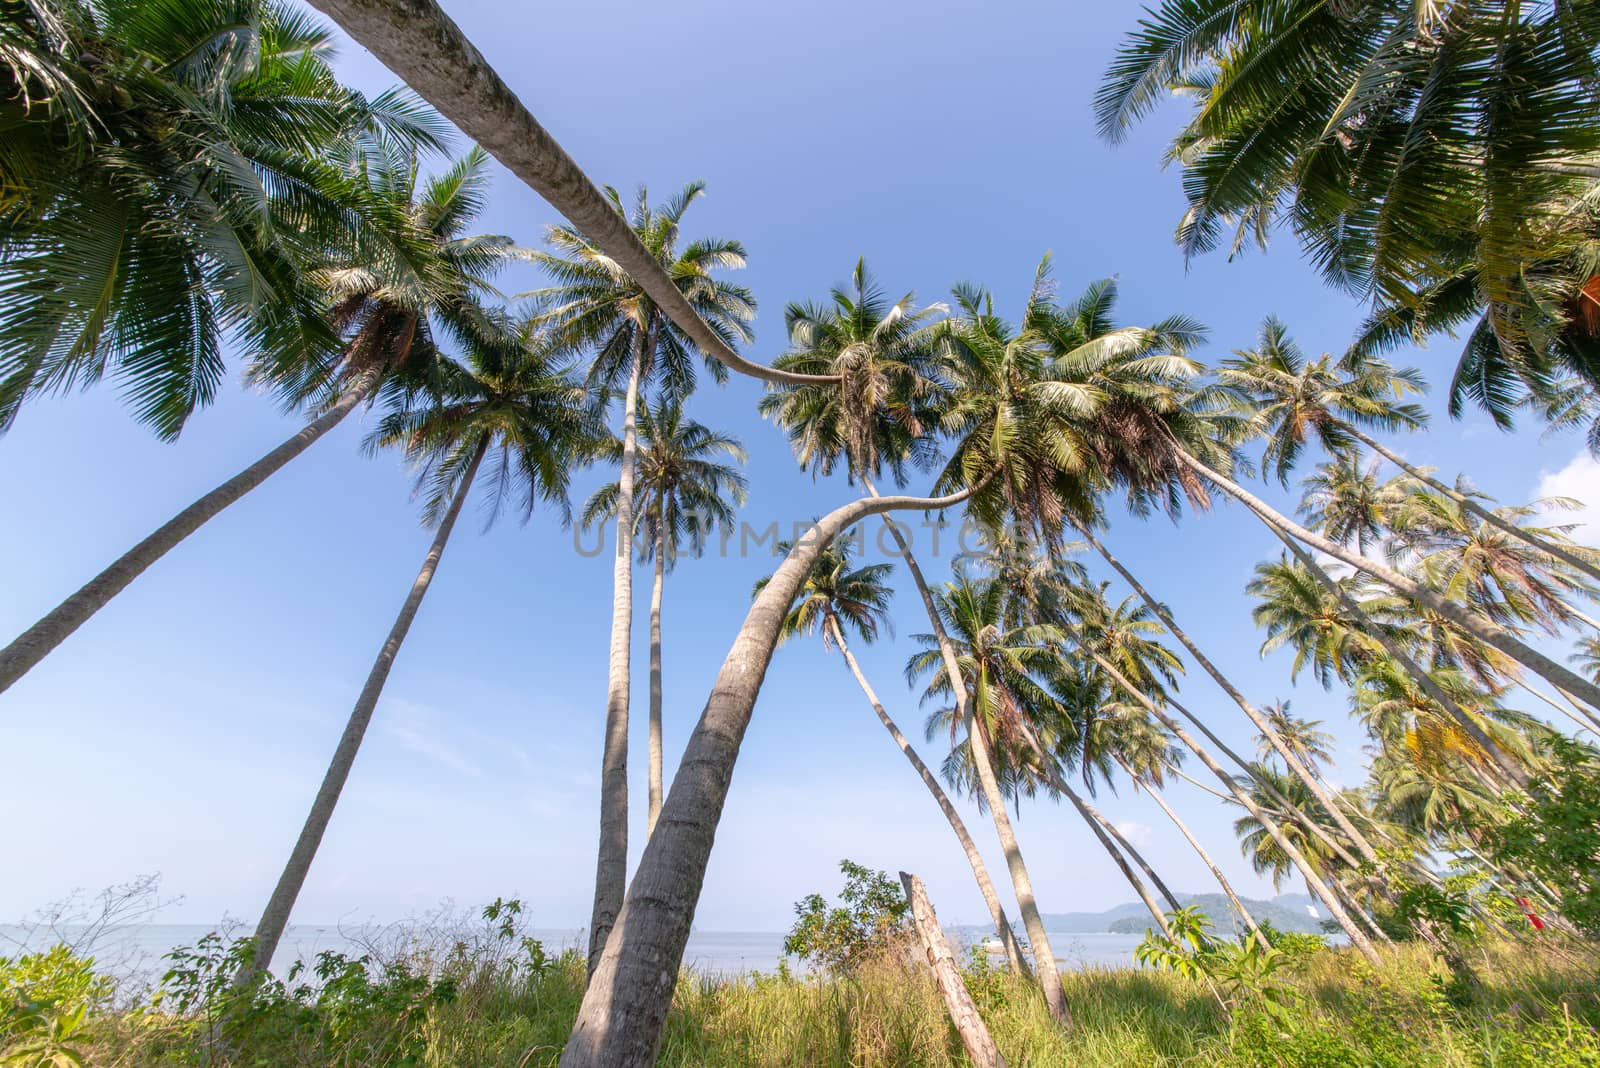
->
[[899, 871, 1008, 1068]]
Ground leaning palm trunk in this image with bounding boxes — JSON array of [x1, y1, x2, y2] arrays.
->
[[588, 334, 645, 977], [963, 708, 1072, 1020], [1087, 802, 1181, 913], [1163, 693, 1368, 873], [1119, 760, 1264, 940], [646, 516, 666, 837], [1173, 448, 1600, 712], [1345, 425, 1600, 586], [1070, 519, 1382, 864], [1264, 522, 1529, 786], [1522, 683, 1600, 735], [0, 368, 380, 696], [561, 483, 979, 1068], [1073, 642, 1382, 962], [300, 0, 829, 390], [1059, 780, 1177, 939], [862, 477, 1071, 1026], [237, 437, 485, 989], [824, 613, 1029, 977]]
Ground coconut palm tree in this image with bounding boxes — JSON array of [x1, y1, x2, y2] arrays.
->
[[1097, 0, 1600, 437], [1168, 434, 1600, 713], [527, 181, 756, 974], [1100, 707, 1264, 938], [1067, 618, 1383, 960], [582, 399, 747, 834], [1254, 703, 1334, 781], [1388, 487, 1600, 635], [758, 538, 1030, 975], [237, 308, 596, 987], [758, 258, 947, 486], [759, 262, 1081, 1015], [0, 0, 446, 436], [1300, 454, 1409, 558], [247, 9, 863, 1056], [1222, 319, 1600, 584], [0, 149, 517, 696], [906, 573, 1074, 1023]]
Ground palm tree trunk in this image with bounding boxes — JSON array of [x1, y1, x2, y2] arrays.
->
[[1120, 762, 1263, 940], [825, 614, 1030, 977], [646, 518, 666, 838], [1086, 797, 1181, 913], [562, 483, 979, 1068], [1522, 683, 1600, 734], [1163, 694, 1367, 872], [236, 435, 485, 988], [1058, 782, 1177, 939], [1070, 518, 1384, 864], [1071, 641, 1383, 962], [0, 368, 379, 696], [588, 331, 645, 977], [1263, 522, 1529, 786], [1173, 448, 1600, 712], [963, 706, 1072, 1021], [860, 475, 1071, 1026], [1345, 425, 1600, 586], [300, 0, 831, 391]]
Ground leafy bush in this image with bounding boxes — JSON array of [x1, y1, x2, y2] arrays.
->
[[1484, 738, 1600, 937], [0, 945, 110, 1067], [783, 860, 909, 973]]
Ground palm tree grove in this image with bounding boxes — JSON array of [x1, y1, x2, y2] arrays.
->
[[8, 0, 1600, 1064]]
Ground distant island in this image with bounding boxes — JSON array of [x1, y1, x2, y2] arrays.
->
[[1038, 893, 1326, 936]]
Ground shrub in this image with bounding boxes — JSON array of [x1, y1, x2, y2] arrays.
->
[[783, 860, 909, 973]]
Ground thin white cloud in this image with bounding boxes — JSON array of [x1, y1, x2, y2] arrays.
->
[[1534, 450, 1600, 548], [1114, 821, 1153, 848], [383, 700, 482, 777]]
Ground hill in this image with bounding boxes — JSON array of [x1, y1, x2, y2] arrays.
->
[[1040, 893, 1325, 936]]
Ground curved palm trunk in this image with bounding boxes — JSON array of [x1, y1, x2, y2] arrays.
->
[[825, 613, 1029, 977], [1119, 762, 1263, 940], [237, 437, 485, 988], [1263, 523, 1529, 786], [588, 331, 645, 977], [861, 479, 1070, 1026], [1346, 425, 1600, 586], [1071, 519, 1383, 864], [1173, 448, 1600, 712], [646, 519, 666, 838], [1072, 641, 1382, 962], [301, 0, 830, 390], [561, 483, 978, 1068], [0, 369, 379, 696]]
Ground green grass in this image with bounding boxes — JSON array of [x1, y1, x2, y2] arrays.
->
[[7, 934, 1600, 1066]]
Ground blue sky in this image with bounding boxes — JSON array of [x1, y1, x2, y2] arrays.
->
[[3, 0, 1597, 935]]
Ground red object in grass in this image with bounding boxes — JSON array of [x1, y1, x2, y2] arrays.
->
[[1516, 897, 1547, 931]]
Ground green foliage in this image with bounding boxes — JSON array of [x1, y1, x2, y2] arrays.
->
[[1484, 738, 1600, 936], [0, 946, 108, 1067], [1136, 907, 1321, 1020], [8, 931, 1600, 1067], [783, 860, 909, 973]]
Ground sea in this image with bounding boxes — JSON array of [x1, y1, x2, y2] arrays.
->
[[0, 923, 1146, 991]]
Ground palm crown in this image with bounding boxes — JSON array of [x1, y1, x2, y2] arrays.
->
[[758, 259, 947, 486], [527, 181, 755, 401], [368, 308, 598, 527], [0, 0, 446, 437], [582, 398, 749, 567]]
